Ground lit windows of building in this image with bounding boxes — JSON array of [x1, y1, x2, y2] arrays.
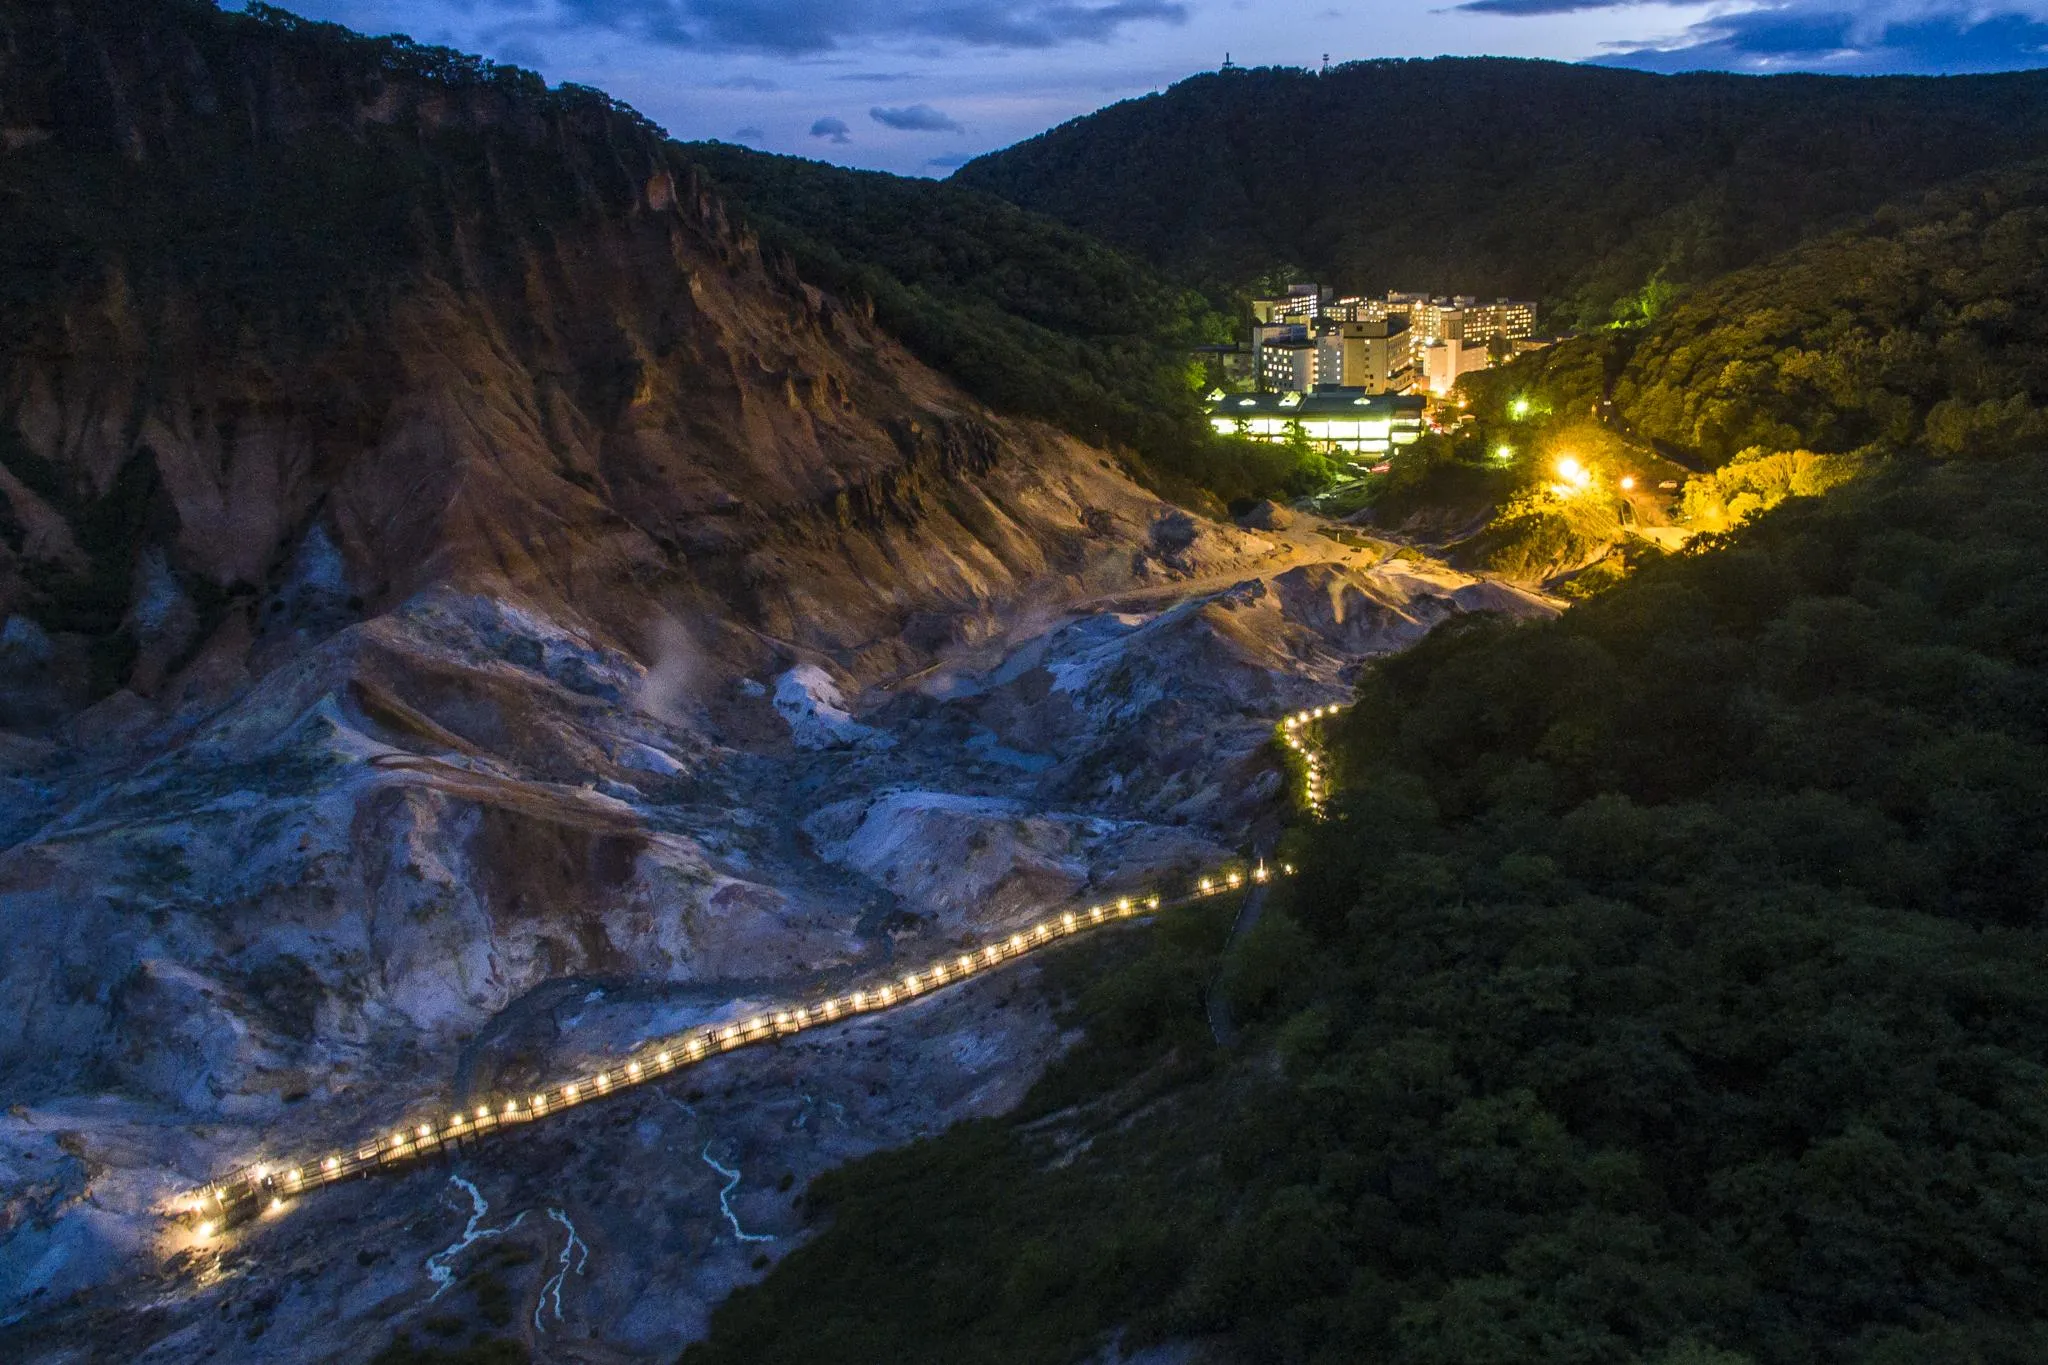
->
[[1260, 337, 1319, 393], [1250, 283, 1331, 325], [1205, 389, 1425, 463], [1314, 315, 1414, 395]]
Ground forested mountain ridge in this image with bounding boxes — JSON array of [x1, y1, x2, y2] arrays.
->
[[954, 58, 2048, 326]]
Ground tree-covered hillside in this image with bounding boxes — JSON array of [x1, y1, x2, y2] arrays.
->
[[1354, 159, 2048, 590], [679, 150, 2048, 1363], [1612, 164, 2048, 465], [679, 144, 1323, 507], [954, 59, 2048, 327]]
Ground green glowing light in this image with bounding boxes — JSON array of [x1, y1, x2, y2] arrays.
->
[[1509, 397, 1531, 419]]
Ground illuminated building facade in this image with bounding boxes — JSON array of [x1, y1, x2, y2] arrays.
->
[[1260, 336, 1319, 392], [1316, 316, 1414, 394], [1206, 389, 1426, 460], [1423, 337, 1490, 395], [1234, 285, 1537, 398], [1251, 282, 1330, 324]]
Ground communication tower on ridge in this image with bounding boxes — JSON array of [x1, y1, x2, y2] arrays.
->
[[1221, 52, 1240, 73]]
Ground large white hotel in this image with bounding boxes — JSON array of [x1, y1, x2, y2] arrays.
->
[[1246, 285, 1537, 397]]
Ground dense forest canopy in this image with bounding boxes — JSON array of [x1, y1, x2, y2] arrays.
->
[[954, 58, 2048, 327], [1611, 164, 2048, 465]]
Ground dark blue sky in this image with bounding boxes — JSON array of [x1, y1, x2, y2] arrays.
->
[[248, 2, 2048, 174]]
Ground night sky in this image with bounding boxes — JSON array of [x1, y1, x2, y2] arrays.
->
[[245, 2, 2048, 175]]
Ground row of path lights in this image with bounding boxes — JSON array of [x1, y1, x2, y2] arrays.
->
[[175, 704, 1355, 1242], [173, 868, 1301, 1242]]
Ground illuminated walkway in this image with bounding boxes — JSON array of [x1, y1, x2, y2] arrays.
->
[[173, 704, 1345, 1242]]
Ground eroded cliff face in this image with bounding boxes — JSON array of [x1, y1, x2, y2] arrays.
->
[[0, 0, 1189, 720]]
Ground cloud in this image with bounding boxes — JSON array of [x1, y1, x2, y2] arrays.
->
[[810, 115, 852, 142], [1456, 0, 1631, 12], [546, 0, 1187, 54], [733, 125, 766, 140], [1462, 1, 2048, 74], [833, 71, 919, 82], [492, 37, 548, 66], [870, 103, 962, 131], [713, 75, 779, 89]]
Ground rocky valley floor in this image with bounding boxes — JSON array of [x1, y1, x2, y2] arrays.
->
[[0, 514, 1554, 1363]]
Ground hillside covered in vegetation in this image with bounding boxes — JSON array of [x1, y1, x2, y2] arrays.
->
[[680, 145, 1327, 508], [680, 150, 2048, 1365], [954, 59, 2048, 327], [1348, 159, 2048, 591]]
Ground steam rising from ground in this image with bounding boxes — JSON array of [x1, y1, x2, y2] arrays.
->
[[635, 616, 703, 725]]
